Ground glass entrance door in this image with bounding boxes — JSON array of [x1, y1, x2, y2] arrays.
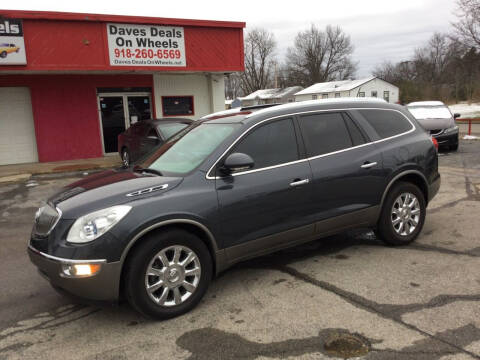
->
[[98, 93, 152, 154], [99, 96, 126, 153], [127, 96, 152, 125]]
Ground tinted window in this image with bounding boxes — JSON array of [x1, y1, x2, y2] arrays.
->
[[299, 112, 352, 156], [232, 118, 298, 170], [343, 114, 367, 146], [162, 96, 194, 116], [146, 128, 158, 138], [359, 109, 412, 139]]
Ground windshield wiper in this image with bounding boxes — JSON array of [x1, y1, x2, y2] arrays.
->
[[133, 166, 163, 176]]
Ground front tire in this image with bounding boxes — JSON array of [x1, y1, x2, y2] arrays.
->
[[376, 181, 426, 246], [125, 229, 212, 319], [0, 51, 7, 58]]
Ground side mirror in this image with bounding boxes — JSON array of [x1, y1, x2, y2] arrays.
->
[[453, 113, 461, 119], [220, 153, 254, 174]]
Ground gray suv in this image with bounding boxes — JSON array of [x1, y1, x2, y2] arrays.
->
[[28, 99, 440, 319]]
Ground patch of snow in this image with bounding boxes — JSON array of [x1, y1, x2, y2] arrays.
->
[[463, 134, 478, 140]]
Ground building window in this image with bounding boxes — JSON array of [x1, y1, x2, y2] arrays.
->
[[371, 91, 378, 98], [383, 91, 390, 102], [335, 93, 341, 98], [358, 92, 365, 97], [162, 96, 194, 116], [312, 95, 318, 100], [322, 93, 328, 99]]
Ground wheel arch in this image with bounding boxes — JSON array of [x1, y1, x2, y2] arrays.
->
[[380, 170, 429, 209], [119, 219, 219, 298]]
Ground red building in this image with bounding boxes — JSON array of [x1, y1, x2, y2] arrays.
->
[[0, 10, 245, 165]]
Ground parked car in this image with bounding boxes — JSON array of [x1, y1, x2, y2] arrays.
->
[[28, 99, 440, 319], [0, 43, 20, 58], [118, 118, 193, 167], [406, 101, 460, 151]]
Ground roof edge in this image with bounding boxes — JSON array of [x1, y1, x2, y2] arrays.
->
[[0, 9, 246, 28]]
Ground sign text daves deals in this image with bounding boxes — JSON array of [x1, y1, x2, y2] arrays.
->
[[107, 23, 186, 67]]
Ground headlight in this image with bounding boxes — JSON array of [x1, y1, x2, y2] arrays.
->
[[444, 125, 459, 134], [66, 205, 131, 243]]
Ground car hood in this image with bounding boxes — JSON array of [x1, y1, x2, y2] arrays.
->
[[49, 169, 183, 219], [415, 117, 454, 131]]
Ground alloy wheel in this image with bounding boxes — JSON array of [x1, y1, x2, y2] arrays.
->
[[144, 245, 201, 307], [391, 192, 421, 236], [122, 151, 129, 167]]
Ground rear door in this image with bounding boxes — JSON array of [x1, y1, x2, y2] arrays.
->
[[298, 111, 384, 226], [215, 117, 314, 261], [129, 122, 148, 162]]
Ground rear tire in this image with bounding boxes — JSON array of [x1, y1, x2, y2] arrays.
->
[[376, 181, 426, 246], [125, 229, 212, 319]]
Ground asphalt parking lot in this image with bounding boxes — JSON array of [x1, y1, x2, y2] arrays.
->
[[0, 141, 479, 360]]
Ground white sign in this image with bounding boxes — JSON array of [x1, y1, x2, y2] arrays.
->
[[106, 23, 186, 67], [0, 18, 27, 65]]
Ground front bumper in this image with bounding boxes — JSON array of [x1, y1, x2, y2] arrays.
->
[[433, 129, 458, 146], [28, 245, 121, 301]]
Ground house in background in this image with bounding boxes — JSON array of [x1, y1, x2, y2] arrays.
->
[[225, 98, 242, 109], [240, 86, 303, 107], [294, 77, 399, 103]]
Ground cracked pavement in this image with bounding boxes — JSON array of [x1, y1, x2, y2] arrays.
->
[[0, 141, 479, 359]]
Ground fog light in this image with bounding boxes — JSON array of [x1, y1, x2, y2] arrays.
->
[[61, 263, 102, 278]]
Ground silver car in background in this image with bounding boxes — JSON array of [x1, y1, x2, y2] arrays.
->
[[407, 101, 460, 151]]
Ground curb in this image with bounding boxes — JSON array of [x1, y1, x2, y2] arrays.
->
[[0, 173, 32, 185]]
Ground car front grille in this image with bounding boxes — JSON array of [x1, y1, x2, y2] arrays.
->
[[33, 204, 60, 237], [430, 129, 444, 136]]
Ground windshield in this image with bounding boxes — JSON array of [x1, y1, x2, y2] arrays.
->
[[157, 122, 190, 139], [407, 106, 452, 120], [142, 123, 238, 175]]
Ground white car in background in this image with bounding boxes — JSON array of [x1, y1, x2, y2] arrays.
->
[[407, 101, 460, 151]]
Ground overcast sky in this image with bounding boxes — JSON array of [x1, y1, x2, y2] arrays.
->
[[3, 0, 458, 77]]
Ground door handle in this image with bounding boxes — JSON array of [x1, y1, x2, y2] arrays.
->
[[361, 161, 377, 169], [290, 179, 310, 187]]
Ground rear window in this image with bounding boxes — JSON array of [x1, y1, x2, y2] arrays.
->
[[407, 106, 452, 120], [157, 122, 189, 139], [359, 109, 412, 139]]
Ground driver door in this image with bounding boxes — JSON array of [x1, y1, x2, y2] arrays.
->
[[215, 117, 314, 262]]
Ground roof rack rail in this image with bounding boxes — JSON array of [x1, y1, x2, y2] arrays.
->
[[240, 103, 282, 111]]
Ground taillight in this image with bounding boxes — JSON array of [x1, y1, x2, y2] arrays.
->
[[431, 137, 438, 151]]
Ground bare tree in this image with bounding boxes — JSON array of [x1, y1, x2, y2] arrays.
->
[[224, 73, 243, 99], [453, 0, 480, 48], [241, 28, 277, 94], [285, 25, 357, 87]]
